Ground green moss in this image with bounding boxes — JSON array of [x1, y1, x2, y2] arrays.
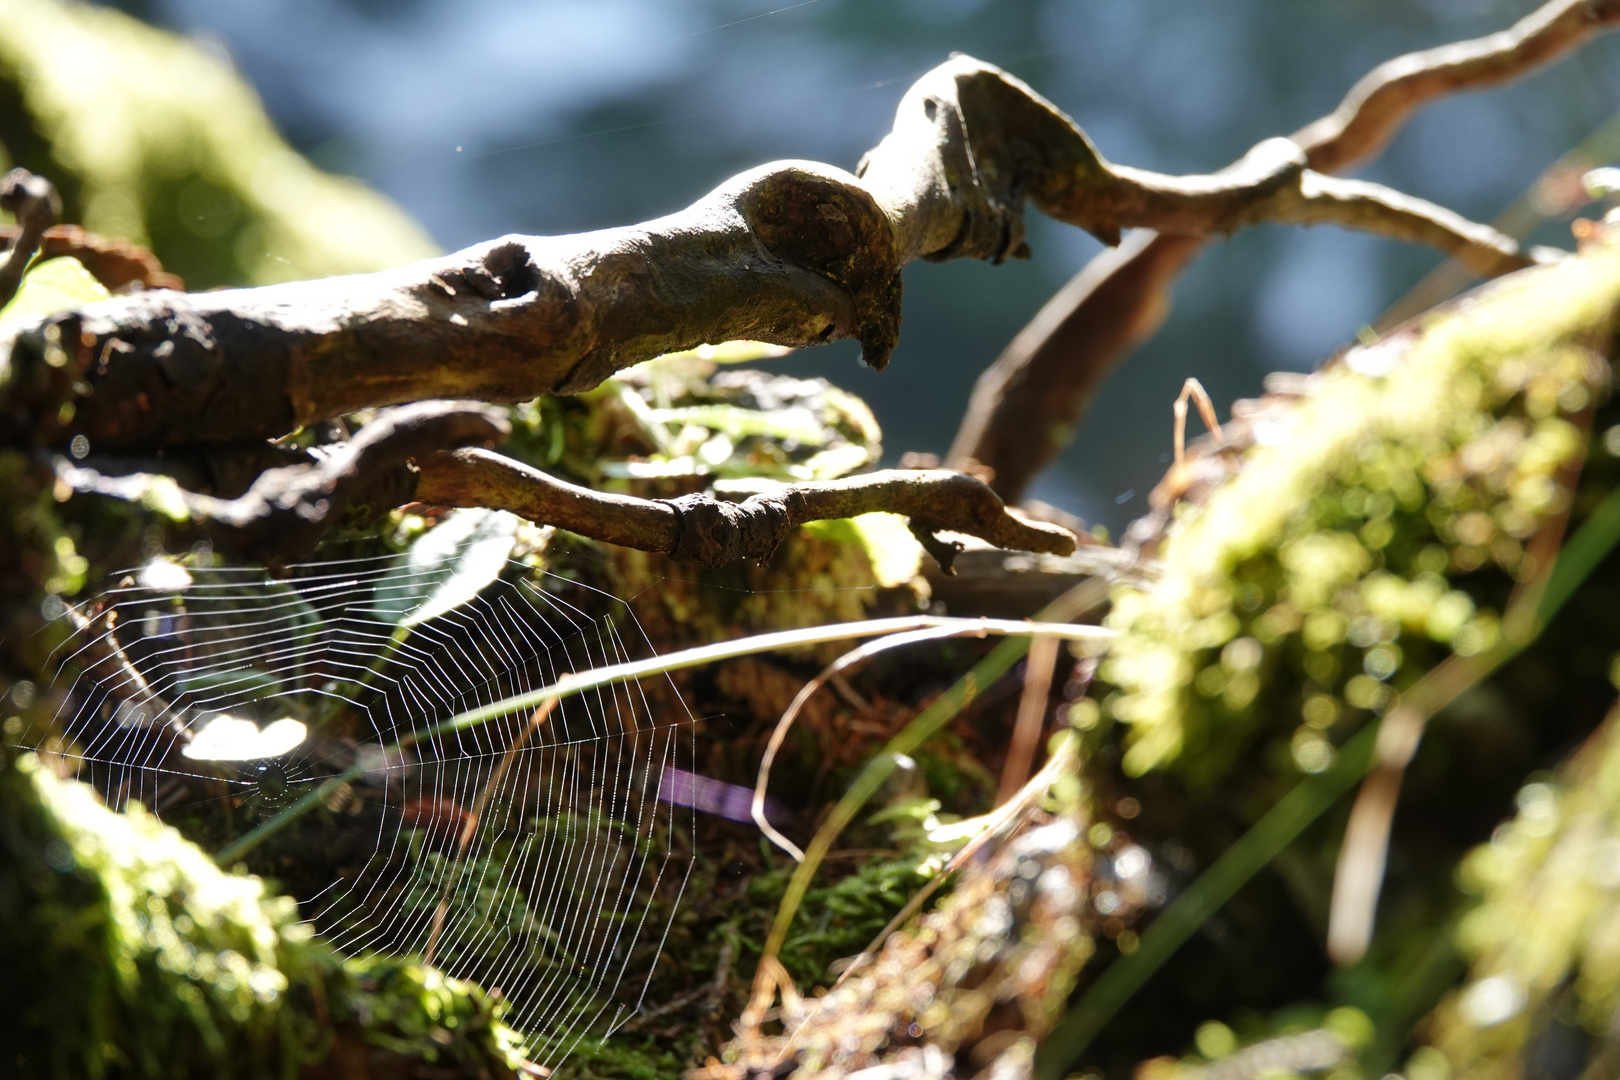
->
[[1422, 710, 1620, 1078], [330, 955, 525, 1073], [716, 805, 1100, 1079], [0, 751, 523, 1079], [505, 353, 884, 494], [771, 851, 931, 988], [1100, 241, 1620, 793], [1069, 241, 1620, 1076]]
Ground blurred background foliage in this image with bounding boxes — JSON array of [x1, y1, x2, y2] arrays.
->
[[32, 0, 1620, 531], [0, 0, 437, 287]]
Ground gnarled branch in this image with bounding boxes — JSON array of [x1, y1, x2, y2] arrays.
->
[[948, 0, 1620, 501], [0, 223, 183, 292], [58, 405, 1074, 571], [413, 447, 1075, 571], [1293, 0, 1620, 175], [59, 400, 508, 564], [4, 55, 1536, 457]]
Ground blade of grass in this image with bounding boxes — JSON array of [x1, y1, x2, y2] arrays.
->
[[753, 578, 1110, 1006], [412, 614, 1110, 744], [1034, 722, 1377, 1080]]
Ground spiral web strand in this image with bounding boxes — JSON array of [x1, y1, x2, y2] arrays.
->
[[25, 523, 697, 1072]]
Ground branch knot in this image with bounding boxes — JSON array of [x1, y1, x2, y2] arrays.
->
[[663, 490, 795, 566]]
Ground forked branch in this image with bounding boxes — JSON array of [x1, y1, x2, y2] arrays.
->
[[5, 55, 1538, 457], [56, 401, 1075, 568], [949, 0, 1620, 501]]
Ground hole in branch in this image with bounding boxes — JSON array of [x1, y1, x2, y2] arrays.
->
[[484, 241, 540, 300]]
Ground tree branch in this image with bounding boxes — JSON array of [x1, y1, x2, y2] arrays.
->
[[1292, 0, 1620, 175], [0, 223, 182, 292], [948, 0, 1620, 501], [412, 447, 1076, 571], [3, 55, 1539, 458], [58, 400, 508, 564]]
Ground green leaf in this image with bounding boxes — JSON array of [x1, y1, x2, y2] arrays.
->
[[370, 508, 519, 627], [0, 256, 110, 332], [800, 512, 924, 588], [645, 403, 827, 445]]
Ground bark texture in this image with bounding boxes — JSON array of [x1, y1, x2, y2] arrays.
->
[[2, 56, 1534, 460], [414, 448, 1077, 569]]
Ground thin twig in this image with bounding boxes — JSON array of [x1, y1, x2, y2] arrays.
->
[[996, 633, 1059, 806], [415, 447, 1078, 569], [1292, 0, 1620, 174], [1172, 377, 1221, 468]]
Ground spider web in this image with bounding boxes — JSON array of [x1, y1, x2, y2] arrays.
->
[[23, 510, 697, 1072]]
